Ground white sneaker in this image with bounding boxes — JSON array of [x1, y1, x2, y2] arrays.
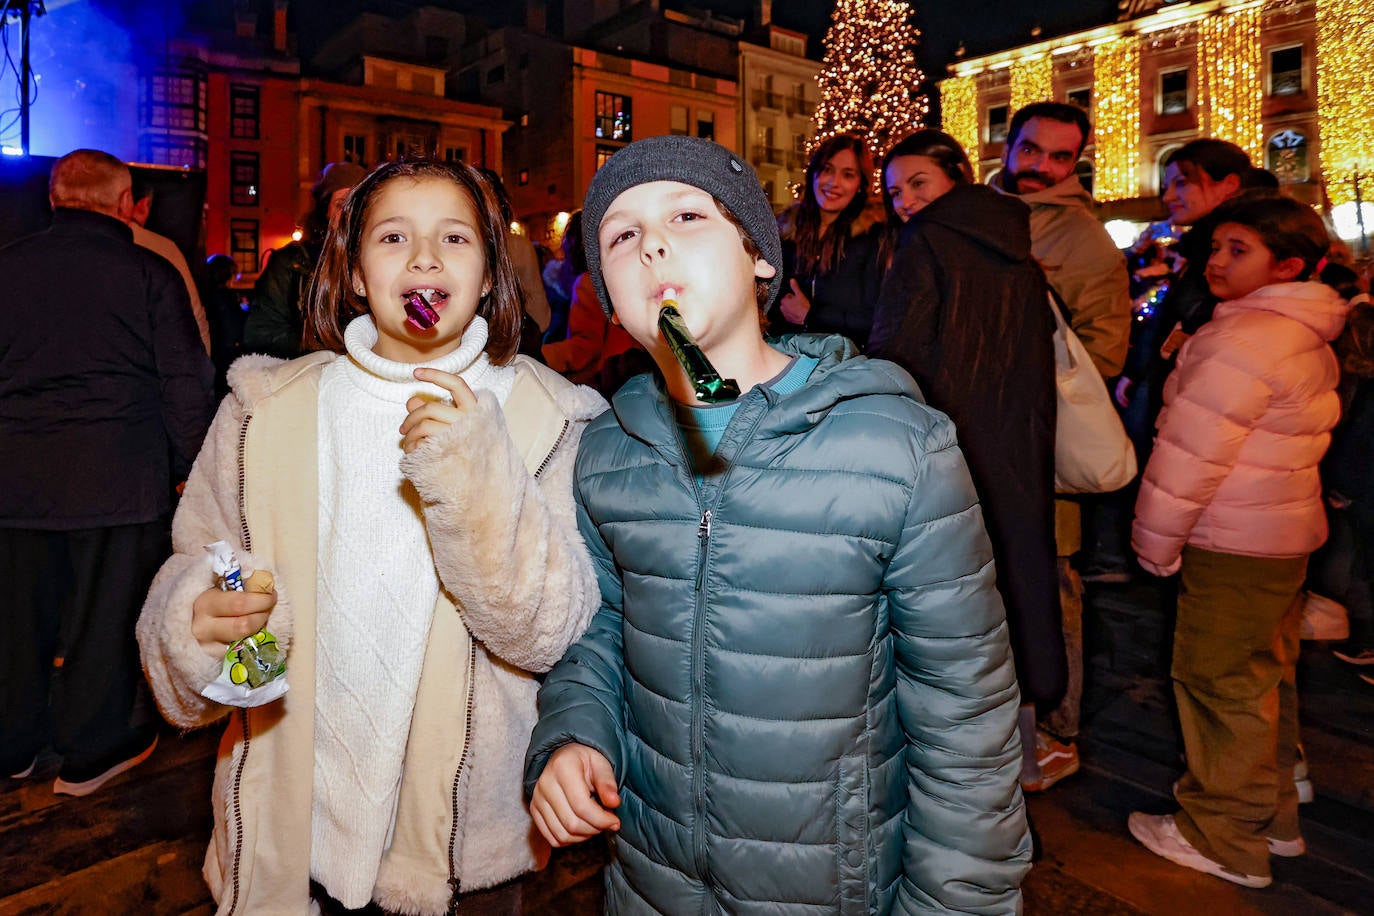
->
[[1267, 835, 1306, 857], [1300, 592, 1349, 641], [1128, 812, 1272, 888]]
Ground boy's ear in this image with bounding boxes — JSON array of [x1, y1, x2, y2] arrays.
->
[[1274, 255, 1306, 282], [754, 258, 777, 281]]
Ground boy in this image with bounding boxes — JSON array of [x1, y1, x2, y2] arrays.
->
[[525, 136, 1031, 913]]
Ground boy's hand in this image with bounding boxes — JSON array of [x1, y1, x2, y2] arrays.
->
[[530, 743, 621, 847], [778, 279, 810, 325], [191, 586, 276, 658], [400, 367, 478, 454]]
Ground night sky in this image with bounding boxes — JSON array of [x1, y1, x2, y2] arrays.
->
[[288, 0, 1125, 77]]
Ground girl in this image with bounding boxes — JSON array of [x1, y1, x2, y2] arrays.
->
[[1129, 196, 1349, 888], [867, 129, 1062, 793], [137, 159, 605, 915], [769, 133, 888, 349]]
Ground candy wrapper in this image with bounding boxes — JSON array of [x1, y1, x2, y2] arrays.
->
[[200, 540, 289, 707]]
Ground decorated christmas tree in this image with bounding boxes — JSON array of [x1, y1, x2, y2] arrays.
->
[[811, 0, 929, 160]]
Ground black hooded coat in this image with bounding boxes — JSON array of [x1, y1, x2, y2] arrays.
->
[[869, 183, 1065, 706]]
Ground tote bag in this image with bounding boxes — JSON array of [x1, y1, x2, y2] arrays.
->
[[1050, 294, 1137, 493]]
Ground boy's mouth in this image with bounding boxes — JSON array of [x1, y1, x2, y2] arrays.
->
[[403, 288, 448, 330]]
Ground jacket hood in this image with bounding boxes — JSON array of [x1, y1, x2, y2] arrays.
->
[[1214, 281, 1351, 342], [227, 352, 606, 422], [993, 172, 1094, 210], [777, 201, 887, 241], [609, 333, 922, 447], [906, 184, 1032, 262]]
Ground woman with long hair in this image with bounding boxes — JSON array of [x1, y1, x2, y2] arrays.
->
[[770, 133, 887, 349], [868, 129, 1062, 791]]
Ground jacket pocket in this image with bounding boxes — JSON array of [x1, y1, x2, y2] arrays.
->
[[835, 754, 869, 916]]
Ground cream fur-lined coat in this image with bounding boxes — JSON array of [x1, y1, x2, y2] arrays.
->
[[137, 351, 605, 915]]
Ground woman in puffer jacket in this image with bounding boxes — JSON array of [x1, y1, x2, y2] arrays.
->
[[1128, 196, 1351, 889]]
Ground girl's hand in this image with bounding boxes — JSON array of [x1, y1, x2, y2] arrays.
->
[[191, 586, 276, 658], [778, 279, 811, 326], [530, 743, 621, 847], [400, 367, 477, 454]]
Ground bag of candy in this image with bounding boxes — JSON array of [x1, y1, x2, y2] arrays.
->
[[200, 540, 289, 707]]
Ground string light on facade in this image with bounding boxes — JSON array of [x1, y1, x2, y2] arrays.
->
[[1316, 0, 1374, 207], [940, 75, 980, 164], [1009, 55, 1054, 114], [812, 0, 929, 161], [1196, 5, 1263, 164], [1091, 36, 1141, 202]]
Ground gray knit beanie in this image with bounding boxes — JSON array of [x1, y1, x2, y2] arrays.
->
[[581, 136, 784, 317]]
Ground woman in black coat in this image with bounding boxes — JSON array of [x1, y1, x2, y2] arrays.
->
[[769, 133, 888, 350], [868, 130, 1062, 784]]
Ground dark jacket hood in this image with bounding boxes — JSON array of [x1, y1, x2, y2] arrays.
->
[[903, 184, 1032, 263], [609, 333, 922, 448]]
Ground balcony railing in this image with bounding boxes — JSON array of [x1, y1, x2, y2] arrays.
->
[[752, 145, 785, 167], [786, 96, 816, 117], [752, 89, 783, 110]]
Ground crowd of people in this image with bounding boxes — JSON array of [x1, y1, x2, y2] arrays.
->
[[1, 94, 1370, 912]]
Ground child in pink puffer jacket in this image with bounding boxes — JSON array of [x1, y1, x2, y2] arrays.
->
[[1128, 196, 1350, 889]]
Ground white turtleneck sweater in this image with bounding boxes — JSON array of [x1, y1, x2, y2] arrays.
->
[[311, 315, 515, 907]]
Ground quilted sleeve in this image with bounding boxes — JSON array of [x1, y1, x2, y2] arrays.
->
[[887, 412, 1032, 914], [1132, 330, 1272, 571]]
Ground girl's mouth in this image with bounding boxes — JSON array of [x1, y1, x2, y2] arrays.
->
[[403, 288, 448, 330]]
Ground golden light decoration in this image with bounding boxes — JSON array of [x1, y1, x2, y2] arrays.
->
[[1092, 36, 1141, 202], [1316, 0, 1374, 207], [1195, 5, 1264, 164], [812, 0, 929, 162], [1010, 55, 1054, 114], [940, 75, 980, 165]]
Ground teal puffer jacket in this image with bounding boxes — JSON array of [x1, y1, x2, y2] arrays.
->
[[527, 335, 1031, 914]]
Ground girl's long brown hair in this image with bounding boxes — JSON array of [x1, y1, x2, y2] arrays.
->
[[302, 159, 524, 363], [793, 133, 875, 277]]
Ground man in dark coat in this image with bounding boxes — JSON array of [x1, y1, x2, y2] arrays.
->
[[0, 149, 214, 795], [869, 176, 1064, 773]]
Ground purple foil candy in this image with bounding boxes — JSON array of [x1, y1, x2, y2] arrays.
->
[[404, 292, 440, 330]]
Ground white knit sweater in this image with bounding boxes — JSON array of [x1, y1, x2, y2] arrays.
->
[[311, 315, 514, 907]]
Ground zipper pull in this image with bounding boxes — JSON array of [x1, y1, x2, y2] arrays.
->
[[698, 509, 713, 541]]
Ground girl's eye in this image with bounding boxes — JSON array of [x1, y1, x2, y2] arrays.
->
[[380, 232, 404, 244], [444, 233, 467, 244]]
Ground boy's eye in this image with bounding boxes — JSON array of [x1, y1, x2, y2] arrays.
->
[[675, 211, 703, 223], [608, 227, 637, 248]]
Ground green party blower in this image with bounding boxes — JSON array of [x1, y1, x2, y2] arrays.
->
[[658, 289, 740, 403]]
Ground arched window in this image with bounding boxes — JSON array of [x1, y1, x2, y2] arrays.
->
[[1156, 145, 1182, 194], [1266, 130, 1310, 184]]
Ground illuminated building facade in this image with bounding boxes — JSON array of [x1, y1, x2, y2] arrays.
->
[[939, 0, 1373, 224]]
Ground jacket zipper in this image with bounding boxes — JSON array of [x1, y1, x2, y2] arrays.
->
[[446, 637, 479, 914], [532, 418, 571, 480], [227, 411, 254, 915], [690, 507, 712, 909]]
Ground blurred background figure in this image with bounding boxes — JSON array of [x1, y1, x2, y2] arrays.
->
[[769, 132, 887, 350], [243, 161, 365, 359], [200, 253, 248, 398], [0, 149, 214, 797], [128, 174, 211, 356]]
